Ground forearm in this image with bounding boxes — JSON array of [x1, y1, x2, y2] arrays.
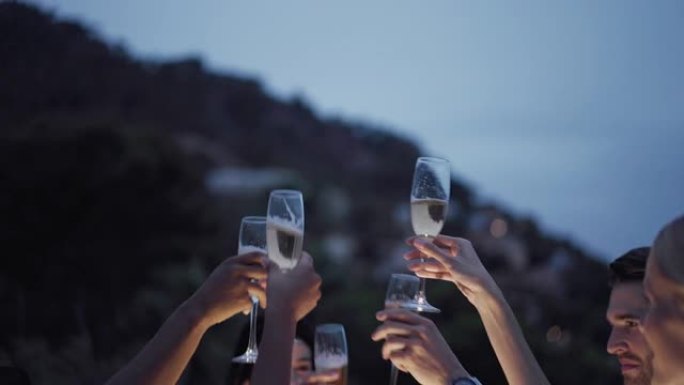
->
[[473, 289, 550, 385], [105, 299, 211, 385], [251, 303, 297, 385]]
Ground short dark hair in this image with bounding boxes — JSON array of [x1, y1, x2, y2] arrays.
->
[[608, 247, 650, 287]]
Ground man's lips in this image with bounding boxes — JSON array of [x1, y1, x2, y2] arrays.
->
[[618, 357, 641, 372]]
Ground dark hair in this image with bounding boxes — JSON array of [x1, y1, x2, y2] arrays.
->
[[608, 247, 650, 286]]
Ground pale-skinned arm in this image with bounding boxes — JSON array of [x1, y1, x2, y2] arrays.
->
[[406, 236, 550, 385]]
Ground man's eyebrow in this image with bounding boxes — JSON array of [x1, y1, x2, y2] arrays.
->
[[608, 313, 640, 321]]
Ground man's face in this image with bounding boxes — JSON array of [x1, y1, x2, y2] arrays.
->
[[606, 282, 653, 385]]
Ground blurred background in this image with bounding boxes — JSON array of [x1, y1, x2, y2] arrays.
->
[[1, 1, 682, 384]]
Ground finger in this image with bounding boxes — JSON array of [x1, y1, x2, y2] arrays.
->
[[406, 239, 455, 259], [234, 264, 269, 280], [403, 250, 424, 261], [407, 259, 447, 273], [247, 282, 266, 304], [300, 251, 314, 267], [433, 235, 467, 257], [312, 273, 322, 289], [388, 350, 413, 372], [382, 335, 417, 359], [405, 235, 421, 246], [413, 239, 454, 266], [371, 320, 420, 341], [433, 234, 460, 247], [412, 270, 451, 280], [377, 308, 427, 324], [233, 251, 269, 267]]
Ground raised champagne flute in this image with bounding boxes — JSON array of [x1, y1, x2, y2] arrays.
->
[[314, 323, 349, 385], [409, 156, 450, 313], [267, 190, 304, 271], [231, 216, 267, 363], [384, 273, 421, 385]]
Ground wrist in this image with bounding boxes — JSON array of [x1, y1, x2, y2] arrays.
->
[[440, 357, 469, 384], [469, 281, 505, 312], [178, 298, 213, 333]]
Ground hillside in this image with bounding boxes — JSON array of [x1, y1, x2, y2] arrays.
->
[[0, 2, 619, 385]]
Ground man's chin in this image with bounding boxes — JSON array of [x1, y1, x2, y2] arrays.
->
[[623, 371, 651, 385]]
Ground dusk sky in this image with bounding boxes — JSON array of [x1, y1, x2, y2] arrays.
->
[[29, 0, 684, 261]]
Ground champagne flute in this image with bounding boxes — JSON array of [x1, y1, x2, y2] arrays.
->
[[231, 216, 267, 364], [384, 273, 421, 385], [409, 156, 450, 313], [267, 190, 305, 271], [314, 324, 349, 385]]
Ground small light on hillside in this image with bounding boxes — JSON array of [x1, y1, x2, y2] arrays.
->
[[490, 218, 508, 238], [546, 325, 562, 343]]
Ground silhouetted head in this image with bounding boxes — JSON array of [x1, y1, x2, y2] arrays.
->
[[642, 215, 684, 385]]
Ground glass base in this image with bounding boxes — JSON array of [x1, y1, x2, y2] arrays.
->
[[403, 296, 441, 313], [231, 349, 258, 364]]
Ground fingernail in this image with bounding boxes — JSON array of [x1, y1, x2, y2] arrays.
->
[[376, 311, 386, 320]]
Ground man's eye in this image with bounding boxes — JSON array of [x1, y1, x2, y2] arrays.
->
[[625, 320, 639, 328]]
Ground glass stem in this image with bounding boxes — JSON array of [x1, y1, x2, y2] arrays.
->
[[417, 236, 430, 302], [418, 277, 428, 301], [389, 363, 399, 385], [247, 297, 259, 353]]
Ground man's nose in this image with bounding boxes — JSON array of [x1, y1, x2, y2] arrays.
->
[[606, 328, 628, 355]]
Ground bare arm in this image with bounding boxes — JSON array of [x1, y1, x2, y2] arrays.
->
[[251, 252, 321, 385], [472, 284, 549, 385], [407, 236, 550, 385], [104, 300, 210, 385], [105, 252, 268, 385]]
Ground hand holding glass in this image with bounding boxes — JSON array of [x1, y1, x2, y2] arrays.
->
[[384, 274, 421, 385]]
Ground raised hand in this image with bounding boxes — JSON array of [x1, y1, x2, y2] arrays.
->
[[405, 235, 551, 385], [105, 252, 269, 385], [188, 251, 268, 326], [405, 235, 500, 305], [265, 251, 322, 320], [371, 308, 469, 385]]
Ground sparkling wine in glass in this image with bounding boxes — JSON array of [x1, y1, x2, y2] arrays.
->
[[384, 273, 421, 385], [409, 156, 450, 313], [231, 216, 267, 364], [314, 324, 349, 385], [266, 190, 304, 271]]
